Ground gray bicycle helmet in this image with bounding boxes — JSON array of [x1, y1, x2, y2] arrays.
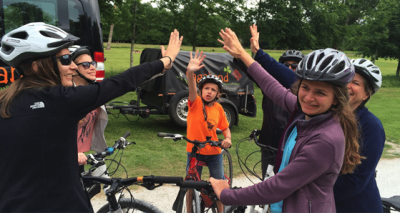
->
[[351, 58, 382, 94], [197, 75, 224, 92], [296, 48, 355, 87], [279, 49, 304, 63], [0, 22, 79, 68]]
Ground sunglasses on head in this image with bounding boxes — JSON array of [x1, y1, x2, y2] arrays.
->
[[57, 54, 72, 66], [283, 62, 298, 69], [76, 61, 97, 69]]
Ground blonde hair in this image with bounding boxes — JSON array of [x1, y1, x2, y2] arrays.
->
[[292, 80, 362, 174], [0, 57, 60, 118]]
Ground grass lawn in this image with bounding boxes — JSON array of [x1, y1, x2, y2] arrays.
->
[[102, 43, 400, 178]]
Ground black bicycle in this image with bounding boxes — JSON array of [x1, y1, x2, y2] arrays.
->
[[224, 129, 278, 213], [158, 132, 233, 213], [382, 196, 400, 213], [82, 175, 216, 213], [82, 132, 163, 212]]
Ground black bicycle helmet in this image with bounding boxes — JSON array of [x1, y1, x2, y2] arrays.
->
[[296, 48, 355, 87], [197, 75, 224, 92], [70, 45, 91, 62], [279, 50, 304, 63]]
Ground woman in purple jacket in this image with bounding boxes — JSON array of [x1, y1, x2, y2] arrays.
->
[[210, 28, 362, 213]]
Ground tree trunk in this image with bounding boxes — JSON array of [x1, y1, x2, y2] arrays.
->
[[396, 59, 400, 77], [130, 1, 137, 67], [192, 12, 198, 52], [106, 24, 114, 50]]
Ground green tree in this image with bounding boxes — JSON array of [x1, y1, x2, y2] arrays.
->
[[355, 0, 400, 76]]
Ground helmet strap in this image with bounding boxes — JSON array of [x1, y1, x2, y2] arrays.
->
[[354, 97, 370, 113], [75, 70, 95, 84]]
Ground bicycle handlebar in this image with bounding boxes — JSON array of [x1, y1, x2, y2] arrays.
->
[[81, 175, 211, 190], [249, 129, 278, 152], [86, 131, 133, 162], [157, 132, 223, 147]]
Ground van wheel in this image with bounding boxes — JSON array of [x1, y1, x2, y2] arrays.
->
[[168, 90, 189, 127], [221, 104, 236, 129]]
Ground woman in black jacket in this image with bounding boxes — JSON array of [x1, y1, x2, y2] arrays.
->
[[0, 22, 182, 212]]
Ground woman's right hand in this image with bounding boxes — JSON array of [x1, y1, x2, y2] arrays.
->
[[160, 29, 184, 70], [78, 152, 87, 166], [250, 24, 260, 54], [218, 28, 255, 67], [187, 50, 206, 74]]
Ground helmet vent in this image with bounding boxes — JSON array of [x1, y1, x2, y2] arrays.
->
[[307, 53, 315, 70], [2, 44, 14, 53], [11, 31, 29, 39], [319, 55, 334, 71], [316, 53, 325, 65], [40, 31, 63, 39], [330, 61, 345, 74]]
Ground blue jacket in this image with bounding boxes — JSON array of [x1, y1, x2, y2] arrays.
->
[[334, 107, 385, 213]]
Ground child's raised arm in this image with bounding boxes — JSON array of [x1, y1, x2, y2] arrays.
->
[[187, 50, 206, 103]]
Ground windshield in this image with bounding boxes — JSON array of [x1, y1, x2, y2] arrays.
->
[[0, 0, 87, 41]]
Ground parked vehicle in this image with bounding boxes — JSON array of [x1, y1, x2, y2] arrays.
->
[[107, 48, 257, 128], [0, 0, 105, 88]]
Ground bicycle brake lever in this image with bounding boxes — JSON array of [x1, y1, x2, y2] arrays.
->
[[141, 182, 163, 190]]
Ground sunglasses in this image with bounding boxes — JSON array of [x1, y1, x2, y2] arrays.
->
[[57, 54, 72, 66], [76, 61, 97, 69], [283, 62, 298, 69]]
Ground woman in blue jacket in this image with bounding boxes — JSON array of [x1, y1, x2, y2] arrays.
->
[[248, 25, 386, 212]]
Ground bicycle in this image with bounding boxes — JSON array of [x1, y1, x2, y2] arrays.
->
[[82, 132, 162, 212], [157, 132, 233, 213], [224, 129, 277, 213], [82, 175, 216, 213], [382, 196, 400, 213]]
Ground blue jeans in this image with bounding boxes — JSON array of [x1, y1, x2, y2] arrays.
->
[[186, 152, 224, 180]]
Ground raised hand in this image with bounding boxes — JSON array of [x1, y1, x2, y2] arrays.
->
[[161, 29, 184, 70], [250, 24, 260, 54], [187, 50, 206, 74], [218, 28, 247, 59], [218, 28, 255, 67]]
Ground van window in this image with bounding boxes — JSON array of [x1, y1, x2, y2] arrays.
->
[[0, 0, 87, 42]]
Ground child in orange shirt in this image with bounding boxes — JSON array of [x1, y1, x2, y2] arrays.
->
[[186, 50, 232, 212]]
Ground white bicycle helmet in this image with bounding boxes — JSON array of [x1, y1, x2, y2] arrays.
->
[[296, 48, 355, 87], [0, 22, 79, 68], [279, 49, 304, 63], [351, 58, 382, 94], [197, 75, 224, 92]]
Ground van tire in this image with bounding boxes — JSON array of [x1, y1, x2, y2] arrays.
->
[[221, 104, 236, 129], [168, 90, 190, 127]]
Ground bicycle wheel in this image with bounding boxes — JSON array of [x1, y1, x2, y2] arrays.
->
[[224, 205, 271, 213], [97, 198, 163, 213], [221, 149, 233, 187], [176, 189, 201, 213]]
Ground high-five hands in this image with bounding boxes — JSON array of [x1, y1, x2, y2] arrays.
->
[[187, 50, 206, 74], [250, 24, 260, 54], [161, 29, 184, 70], [218, 28, 247, 59]]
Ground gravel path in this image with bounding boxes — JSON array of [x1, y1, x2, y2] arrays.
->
[[91, 158, 400, 212]]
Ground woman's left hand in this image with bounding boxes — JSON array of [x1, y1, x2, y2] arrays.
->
[[161, 29, 184, 70], [209, 177, 230, 200]]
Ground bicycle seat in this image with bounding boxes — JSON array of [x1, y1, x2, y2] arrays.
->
[[382, 196, 400, 211]]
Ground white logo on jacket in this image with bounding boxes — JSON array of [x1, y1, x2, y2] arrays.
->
[[30, 102, 45, 109]]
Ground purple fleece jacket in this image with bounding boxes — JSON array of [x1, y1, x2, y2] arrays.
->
[[220, 62, 346, 213]]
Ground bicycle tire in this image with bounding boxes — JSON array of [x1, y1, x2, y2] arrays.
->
[[222, 149, 233, 187], [97, 198, 163, 213], [176, 189, 201, 213], [224, 205, 271, 213]]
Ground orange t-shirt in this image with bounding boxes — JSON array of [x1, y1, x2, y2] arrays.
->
[[186, 95, 229, 155]]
